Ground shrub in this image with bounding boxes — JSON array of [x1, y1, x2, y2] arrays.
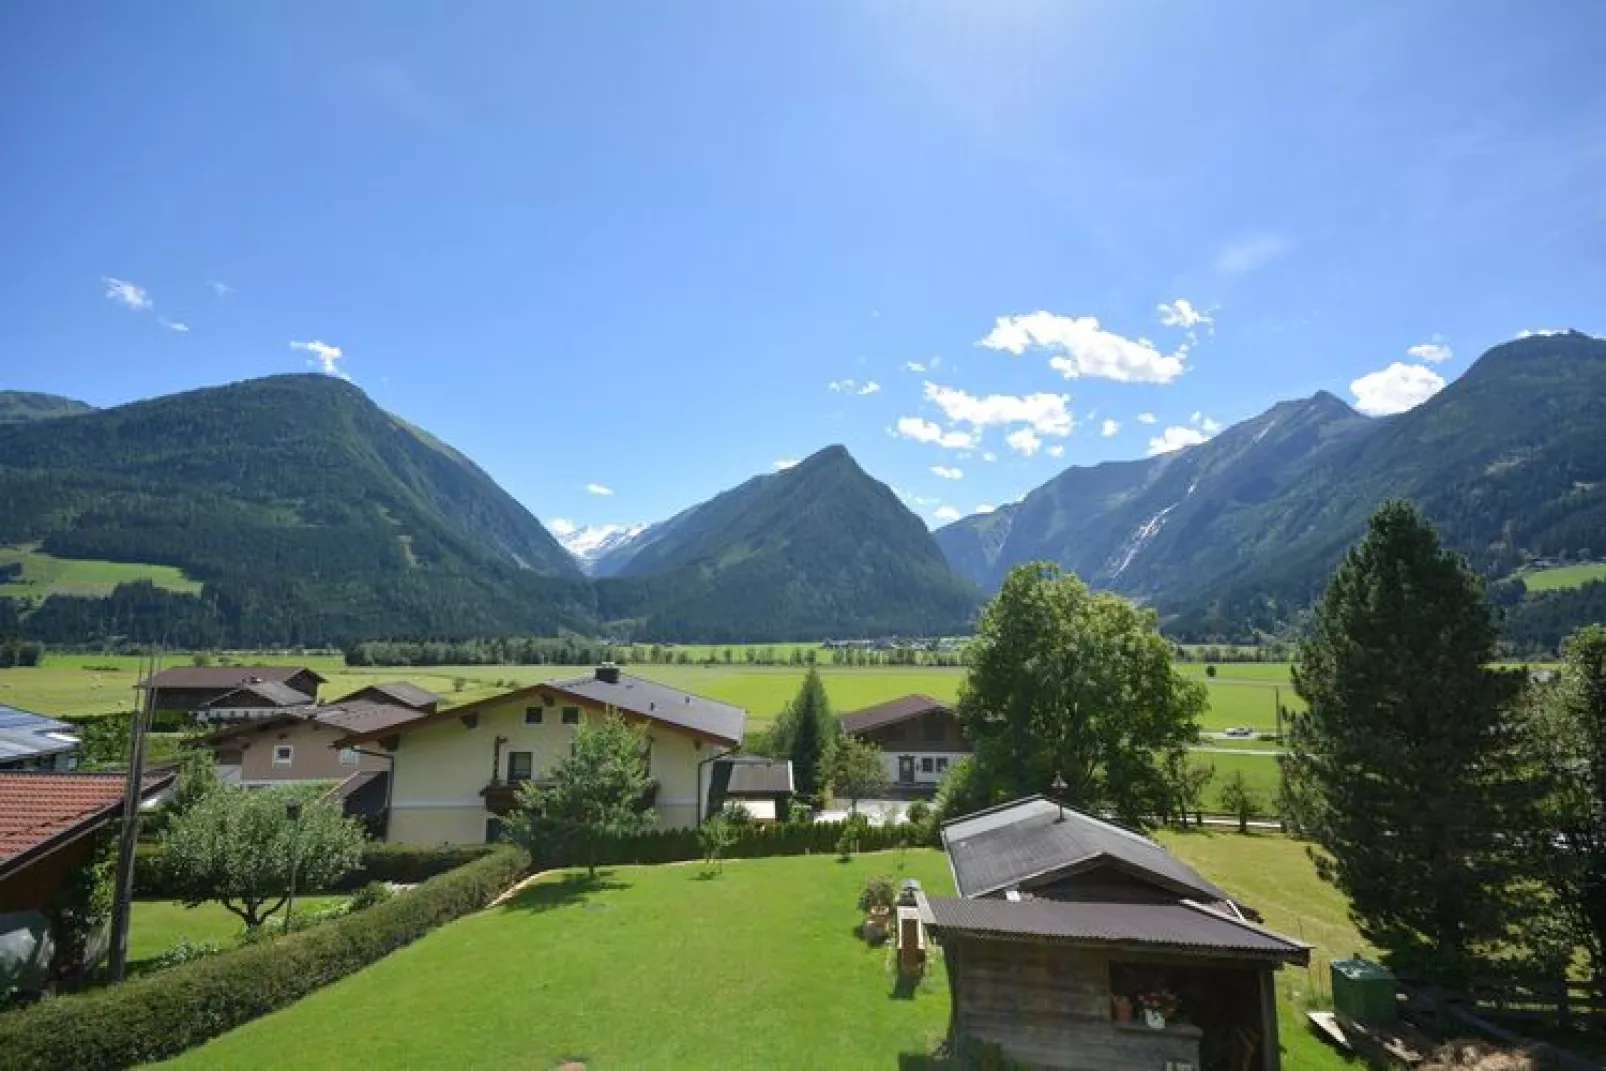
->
[[857, 875, 896, 913], [906, 800, 932, 830], [147, 939, 220, 971], [348, 881, 394, 912], [0, 847, 528, 1070], [132, 841, 494, 898]]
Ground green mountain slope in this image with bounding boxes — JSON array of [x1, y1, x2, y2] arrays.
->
[[0, 374, 590, 645], [595, 445, 980, 641], [0, 391, 94, 423], [937, 332, 1606, 642]]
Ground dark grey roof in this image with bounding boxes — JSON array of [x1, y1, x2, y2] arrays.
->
[[718, 755, 794, 795], [318, 699, 427, 737], [548, 672, 746, 745], [942, 796, 1226, 901], [925, 896, 1309, 962], [840, 694, 951, 735], [335, 681, 439, 711], [0, 706, 81, 763], [196, 704, 321, 729], [203, 680, 313, 708], [138, 665, 324, 689]]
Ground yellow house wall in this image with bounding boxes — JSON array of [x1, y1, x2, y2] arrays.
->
[[385, 692, 725, 845], [224, 720, 387, 784]]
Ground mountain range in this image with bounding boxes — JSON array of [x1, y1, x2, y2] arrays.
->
[[935, 330, 1606, 643], [2, 330, 1602, 649]]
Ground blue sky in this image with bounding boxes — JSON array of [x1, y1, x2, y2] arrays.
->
[[3, 3, 1604, 540]]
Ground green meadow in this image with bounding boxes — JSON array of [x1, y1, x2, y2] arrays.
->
[[0, 544, 202, 598], [1518, 560, 1606, 592]]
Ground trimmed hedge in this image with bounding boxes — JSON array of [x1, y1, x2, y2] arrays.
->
[[531, 818, 911, 869], [131, 841, 496, 898], [0, 846, 528, 1070]]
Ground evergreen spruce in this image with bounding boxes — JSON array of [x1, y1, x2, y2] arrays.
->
[[1291, 500, 1531, 986]]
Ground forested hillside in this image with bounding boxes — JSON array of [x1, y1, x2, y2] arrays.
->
[[0, 391, 94, 423], [937, 332, 1606, 646]]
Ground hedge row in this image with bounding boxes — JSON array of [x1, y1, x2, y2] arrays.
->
[[0, 846, 528, 1071], [531, 817, 911, 869], [132, 841, 496, 898]]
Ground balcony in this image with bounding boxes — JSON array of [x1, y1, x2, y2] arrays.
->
[[481, 777, 551, 815]]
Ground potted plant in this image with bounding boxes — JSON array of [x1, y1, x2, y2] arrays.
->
[[858, 875, 896, 943], [1136, 990, 1180, 1030]]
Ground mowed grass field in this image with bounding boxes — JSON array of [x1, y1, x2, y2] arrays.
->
[[127, 897, 346, 971], [0, 544, 202, 598], [163, 843, 1357, 1070], [1519, 561, 1606, 592]]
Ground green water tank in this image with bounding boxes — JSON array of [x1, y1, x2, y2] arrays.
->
[[1331, 957, 1397, 1026]]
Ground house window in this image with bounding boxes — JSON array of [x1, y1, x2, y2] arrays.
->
[[339, 747, 360, 767], [936, 757, 949, 773], [561, 706, 581, 725], [273, 745, 294, 766], [924, 716, 943, 742], [507, 751, 534, 783], [921, 757, 934, 773], [524, 707, 543, 725]]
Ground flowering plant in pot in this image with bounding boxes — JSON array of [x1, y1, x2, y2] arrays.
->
[[1136, 990, 1180, 1029]]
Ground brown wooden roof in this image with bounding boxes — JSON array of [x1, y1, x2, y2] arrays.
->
[[136, 665, 325, 689], [840, 694, 952, 735]]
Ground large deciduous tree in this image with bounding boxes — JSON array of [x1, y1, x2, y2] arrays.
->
[[1528, 624, 1606, 974], [509, 713, 656, 875], [1290, 500, 1531, 986], [163, 787, 364, 929], [957, 562, 1206, 827]]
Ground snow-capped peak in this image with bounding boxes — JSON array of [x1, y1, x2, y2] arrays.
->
[[550, 521, 650, 571]]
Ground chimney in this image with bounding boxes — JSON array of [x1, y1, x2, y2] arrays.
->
[[595, 663, 621, 685]]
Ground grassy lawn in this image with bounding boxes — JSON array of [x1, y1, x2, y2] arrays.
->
[[0, 544, 201, 598], [162, 840, 1361, 1070], [164, 851, 955, 1069], [1518, 561, 1606, 592], [1160, 829, 1366, 1070], [1189, 750, 1284, 814], [128, 897, 347, 969]]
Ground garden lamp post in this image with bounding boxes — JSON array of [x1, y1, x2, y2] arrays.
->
[[285, 796, 303, 928], [1051, 773, 1067, 822]]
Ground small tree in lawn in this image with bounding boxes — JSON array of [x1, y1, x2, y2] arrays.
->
[[1165, 754, 1213, 828], [164, 787, 364, 930], [830, 734, 887, 816], [772, 667, 837, 806], [508, 712, 655, 876], [1218, 770, 1261, 833], [698, 812, 735, 875]]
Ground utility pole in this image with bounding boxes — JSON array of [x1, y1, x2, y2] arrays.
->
[[107, 647, 158, 981], [1274, 686, 1284, 740]]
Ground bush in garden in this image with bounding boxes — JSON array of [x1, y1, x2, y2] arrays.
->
[[857, 875, 896, 913]]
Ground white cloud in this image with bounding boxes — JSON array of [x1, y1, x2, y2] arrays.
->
[[290, 339, 351, 380], [585, 483, 614, 496], [206, 280, 236, 297], [1406, 340, 1452, 363], [773, 458, 799, 470], [894, 417, 975, 450], [1349, 362, 1446, 416], [904, 361, 926, 373], [974, 503, 996, 514], [1214, 233, 1288, 275], [1047, 444, 1064, 458], [548, 518, 577, 536], [828, 379, 854, 392], [923, 382, 1073, 435], [894, 486, 940, 507], [1148, 426, 1210, 455], [858, 380, 881, 395], [1136, 412, 1157, 424], [158, 317, 189, 333], [930, 465, 963, 480], [981, 451, 998, 463], [980, 312, 1187, 384], [1100, 419, 1121, 437], [102, 277, 152, 311], [1157, 299, 1213, 331], [1190, 411, 1223, 434], [933, 506, 962, 523], [1005, 428, 1042, 456]]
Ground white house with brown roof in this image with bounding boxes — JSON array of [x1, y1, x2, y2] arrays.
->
[[334, 665, 747, 846], [839, 694, 971, 789]]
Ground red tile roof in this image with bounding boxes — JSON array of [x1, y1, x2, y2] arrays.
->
[[0, 771, 175, 875]]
